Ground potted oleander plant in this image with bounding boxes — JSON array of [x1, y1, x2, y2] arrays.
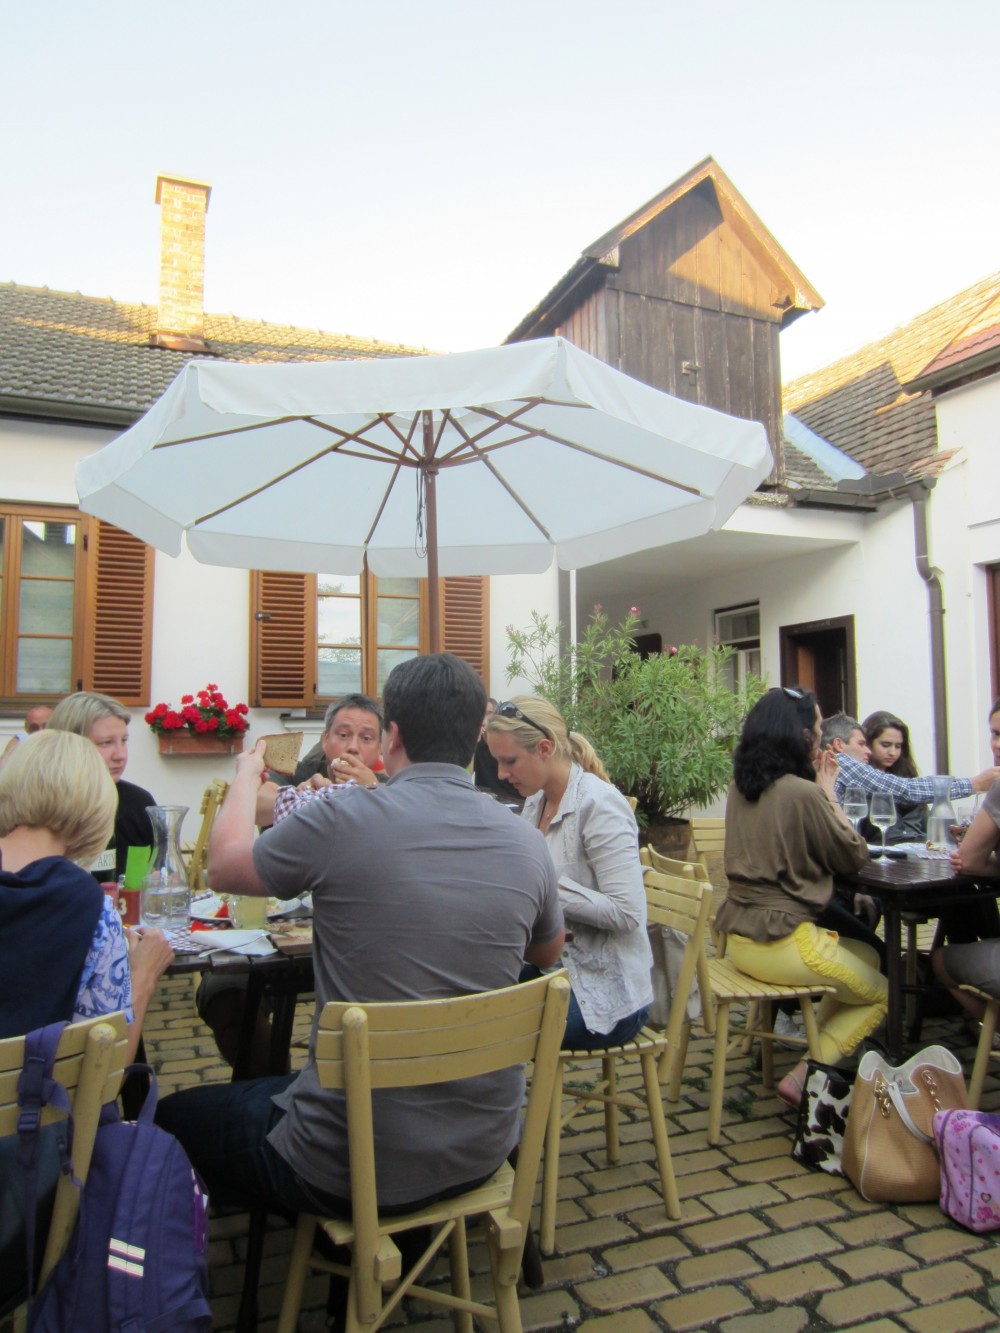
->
[[504, 608, 763, 841]]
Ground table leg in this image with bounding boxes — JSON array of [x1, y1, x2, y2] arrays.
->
[[884, 905, 903, 1062]]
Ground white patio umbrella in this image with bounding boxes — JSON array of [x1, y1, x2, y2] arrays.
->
[[77, 337, 772, 651]]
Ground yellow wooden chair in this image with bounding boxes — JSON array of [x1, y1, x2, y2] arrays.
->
[[647, 868, 832, 1144], [688, 816, 726, 874], [538, 876, 711, 1255], [640, 844, 710, 882], [276, 973, 570, 1333], [960, 985, 1000, 1108], [187, 778, 229, 895], [2, 1013, 127, 1326]]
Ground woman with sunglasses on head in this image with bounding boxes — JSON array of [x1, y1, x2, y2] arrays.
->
[[716, 687, 887, 1110], [486, 697, 652, 1050]]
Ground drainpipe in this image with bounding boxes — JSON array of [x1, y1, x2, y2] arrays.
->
[[908, 478, 948, 771]]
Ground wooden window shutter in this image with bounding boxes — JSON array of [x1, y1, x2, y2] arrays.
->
[[81, 519, 154, 706], [250, 571, 315, 708], [440, 576, 489, 681]]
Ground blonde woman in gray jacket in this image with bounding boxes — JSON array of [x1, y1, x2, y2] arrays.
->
[[487, 696, 652, 1049]]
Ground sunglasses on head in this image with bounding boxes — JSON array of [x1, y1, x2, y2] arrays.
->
[[494, 701, 550, 739]]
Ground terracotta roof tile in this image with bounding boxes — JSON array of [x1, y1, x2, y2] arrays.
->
[[912, 291, 1000, 384], [783, 271, 1000, 475], [0, 283, 429, 419]]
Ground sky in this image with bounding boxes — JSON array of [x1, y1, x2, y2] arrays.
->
[[3, 0, 998, 382]]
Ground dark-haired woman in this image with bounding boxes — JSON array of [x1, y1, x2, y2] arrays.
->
[[715, 687, 887, 1109], [861, 710, 926, 843]]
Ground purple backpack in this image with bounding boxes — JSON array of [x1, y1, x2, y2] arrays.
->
[[933, 1107, 1000, 1234], [17, 1022, 212, 1332]]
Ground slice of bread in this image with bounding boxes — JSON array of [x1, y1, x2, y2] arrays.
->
[[261, 731, 304, 776]]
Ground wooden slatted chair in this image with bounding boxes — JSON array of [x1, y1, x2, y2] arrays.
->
[[187, 778, 229, 896], [639, 845, 711, 882], [960, 985, 1000, 1109], [648, 868, 832, 1144], [276, 972, 570, 1333], [538, 876, 711, 1255], [688, 816, 726, 875], [1, 1012, 127, 1324]]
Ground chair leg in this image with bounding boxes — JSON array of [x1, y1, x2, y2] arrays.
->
[[602, 1052, 620, 1163], [708, 1000, 732, 1145], [486, 1229, 525, 1333], [663, 1020, 691, 1102], [539, 1060, 564, 1256], [758, 1002, 775, 1089], [969, 1000, 999, 1110], [448, 1218, 474, 1333], [276, 1215, 317, 1333], [640, 1051, 680, 1218]]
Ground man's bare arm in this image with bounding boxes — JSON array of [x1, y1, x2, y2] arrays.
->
[[524, 925, 566, 969], [208, 741, 269, 896]]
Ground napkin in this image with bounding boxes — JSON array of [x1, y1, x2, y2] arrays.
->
[[194, 930, 276, 956]]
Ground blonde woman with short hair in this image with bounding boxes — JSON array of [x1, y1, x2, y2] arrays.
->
[[48, 690, 156, 882], [0, 730, 173, 1060], [486, 696, 652, 1048]]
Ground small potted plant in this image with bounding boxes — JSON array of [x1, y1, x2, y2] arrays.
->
[[145, 683, 250, 756]]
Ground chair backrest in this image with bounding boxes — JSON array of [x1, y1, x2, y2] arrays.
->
[[688, 816, 726, 870], [313, 974, 569, 1287], [188, 779, 229, 894], [640, 845, 710, 881], [0, 1011, 128, 1283], [644, 869, 713, 1041]]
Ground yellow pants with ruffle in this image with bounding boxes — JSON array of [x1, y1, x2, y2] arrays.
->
[[725, 922, 888, 1064]]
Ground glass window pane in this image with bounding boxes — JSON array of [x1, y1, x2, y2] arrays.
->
[[19, 580, 75, 633], [317, 574, 360, 595], [21, 522, 76, 576], [376, 597, 419, 645], [16, 638, 72, 694], [377, 578, 419, 597], [318, 597, 361, 645], [318, 647, 362, 696], [376, 648, 417, 695]]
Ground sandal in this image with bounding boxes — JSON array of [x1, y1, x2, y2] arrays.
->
[[776, 1067, 806, 1112]]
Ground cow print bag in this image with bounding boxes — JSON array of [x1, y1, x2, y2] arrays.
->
[[792, 1060, 855, 1175]]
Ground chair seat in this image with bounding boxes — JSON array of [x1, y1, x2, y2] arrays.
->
[[560, 1026, 667, 1061], [708, 957, 835, 1004]]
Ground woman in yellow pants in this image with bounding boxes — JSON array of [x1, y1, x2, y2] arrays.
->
[[716, 686, 887, 1109]]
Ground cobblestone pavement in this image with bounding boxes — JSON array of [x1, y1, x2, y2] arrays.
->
[[144, 968, 1000, 1332]]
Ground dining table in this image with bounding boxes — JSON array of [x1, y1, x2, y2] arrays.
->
[[849, 855, 1000, 1061]]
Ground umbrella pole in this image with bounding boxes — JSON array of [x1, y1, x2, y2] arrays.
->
[[422, 412, 441, 653]]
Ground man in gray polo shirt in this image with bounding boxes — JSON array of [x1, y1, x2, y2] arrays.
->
[[157, 653, 564, 1218]]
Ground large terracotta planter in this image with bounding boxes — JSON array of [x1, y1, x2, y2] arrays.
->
[[157, 731, 245, 757]]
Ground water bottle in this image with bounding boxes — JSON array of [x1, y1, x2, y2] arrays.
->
[[926, 776, 956, 852]]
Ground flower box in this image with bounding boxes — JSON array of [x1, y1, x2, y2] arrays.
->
[[157, 732, 245, 757]]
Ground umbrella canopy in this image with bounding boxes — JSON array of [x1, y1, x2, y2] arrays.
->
[[77, 337, 772, 650]]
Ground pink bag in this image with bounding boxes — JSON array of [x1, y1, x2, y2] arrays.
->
[[933, 1108, 1000, 1233]]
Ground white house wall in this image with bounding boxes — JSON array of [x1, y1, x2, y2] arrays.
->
[[929, 373, 1000, 774]]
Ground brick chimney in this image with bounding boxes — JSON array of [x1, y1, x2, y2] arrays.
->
[[152, 174, 212, 352]]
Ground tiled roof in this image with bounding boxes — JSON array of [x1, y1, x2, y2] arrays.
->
[[0, 283, 429, 422], [783, 271, 1000, 476], [782, 441, 838, 489], [910, 290, 1000, 389]]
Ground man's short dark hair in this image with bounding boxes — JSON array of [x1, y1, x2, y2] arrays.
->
[[820, 712, 860, 749], [323, 693, 383, 734], [382, 654, 486, 766]]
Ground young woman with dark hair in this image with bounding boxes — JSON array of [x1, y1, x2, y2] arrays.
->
[[861, 709, 926, 843], [715, 687, 887, 1110]]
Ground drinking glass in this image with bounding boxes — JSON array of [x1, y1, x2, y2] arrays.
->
[[843, 785, 868, 833], [869, 793, 896, 859]]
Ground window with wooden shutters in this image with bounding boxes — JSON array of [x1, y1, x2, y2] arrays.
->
[[81, 519, 154, 705], [0, 506, 153, 707], [250, 570, 489, 706]]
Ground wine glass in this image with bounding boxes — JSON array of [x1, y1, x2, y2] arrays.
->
[[869, 793, 896, 859], [843, 785, 868, 833]]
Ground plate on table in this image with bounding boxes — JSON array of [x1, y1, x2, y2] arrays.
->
[[866, 845, 907, 859]]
